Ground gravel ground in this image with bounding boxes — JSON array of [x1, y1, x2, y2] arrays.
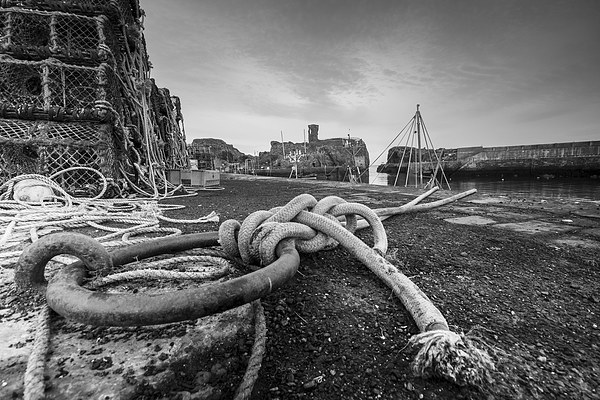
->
[[163, 174, 600, 400], [2, 174, 599, 399]]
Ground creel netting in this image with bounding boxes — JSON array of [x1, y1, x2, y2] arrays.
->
[[0, 0, 140, 26], [0, 0, 190, 195], [0, 57, 122, 121], [0, 9, 122, 65], [0, 119, 119, 191]]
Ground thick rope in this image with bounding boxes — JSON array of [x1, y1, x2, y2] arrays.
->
[[219, 191, 493, 388], [121, 227, 182, 242], [233, 300, 267, 400], [87, 268, 230, 288], [23, 306, 51, 400], [115, 255, 233, 272], [157, 211, 219, 224], [19, 189, 482, 398], [87, 256, 233, 289]]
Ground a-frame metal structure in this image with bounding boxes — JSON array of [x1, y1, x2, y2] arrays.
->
[[389, 105, 451, 189]]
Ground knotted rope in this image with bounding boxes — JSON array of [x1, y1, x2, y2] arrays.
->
[[218, 193, 494, 389], [17, 189, 491, 398]]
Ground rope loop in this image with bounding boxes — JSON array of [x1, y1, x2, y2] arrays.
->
[[219, 194, 388, 266], [218, 219, 241, 258]]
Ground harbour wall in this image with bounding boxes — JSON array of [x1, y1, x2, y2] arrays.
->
[[380, 140, 600, 178], [447, 141, 600, 178]]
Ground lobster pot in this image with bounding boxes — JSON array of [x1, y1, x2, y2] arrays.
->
[[0, 0, 141, 26], [0, 118, 120, 191], [0, 9, 120, 65], [148, 86, 189, 169], [0, 58, 122, 121]]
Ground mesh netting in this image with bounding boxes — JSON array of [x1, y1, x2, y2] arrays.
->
[[0, 60, 44, 109], [54, 14, 98, 51], [0, 0, 139, 25], [0, 119, 119, 189], [0, 58, 122, 121], [8, 11, 50, 48], [0, 10, 120, 65], [0, 1, 191, 196]]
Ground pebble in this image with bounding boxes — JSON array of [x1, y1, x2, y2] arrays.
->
[[90, 356, 113, 370], [303, 380, 317, 390], [286, 372, 295, 383], [195, 371, 211, 385], [213, 368, 227, 379], [210, 364, 222, 374], [305, 343, 318, 352], [178, 391, 192, 400], [224, 356, 239, 369]]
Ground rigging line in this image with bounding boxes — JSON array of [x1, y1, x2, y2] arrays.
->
[[421, 119, 451, 190], [358, 119, 413, 182], [408, 118, 419, 188], [422, 139, 439, 189], [366, 116, 415, 168], [399, 119, 417, 188], [394, 117, 415, 186], [421, 125, 437, 166], [394, 117, 416, 187]]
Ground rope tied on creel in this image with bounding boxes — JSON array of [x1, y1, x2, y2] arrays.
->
[[218, 193, 495, 389]]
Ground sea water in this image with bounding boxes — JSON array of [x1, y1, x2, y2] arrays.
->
[[368, 166, 600, 202]]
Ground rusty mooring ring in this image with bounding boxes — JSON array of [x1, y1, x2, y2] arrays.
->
[[14, 232, 113, 294], [44, 232, 299, 326]]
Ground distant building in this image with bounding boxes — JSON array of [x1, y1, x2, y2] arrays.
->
[[260, 124, 369, 169]]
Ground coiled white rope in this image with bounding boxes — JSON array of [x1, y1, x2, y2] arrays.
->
[[0, 170, 219, 268]]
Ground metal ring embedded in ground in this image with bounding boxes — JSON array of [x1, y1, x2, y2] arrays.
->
[[45, 232, 300, 326], [14, 232, 113, 293]]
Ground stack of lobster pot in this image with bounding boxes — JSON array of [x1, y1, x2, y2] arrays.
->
[[0, 0, 189, 197]]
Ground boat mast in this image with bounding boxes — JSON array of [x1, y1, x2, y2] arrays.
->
[[416, 104, 423, 186], [302, 129, 306, 155]]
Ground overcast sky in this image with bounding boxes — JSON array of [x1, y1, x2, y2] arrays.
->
[[141, 0, 600, 162]]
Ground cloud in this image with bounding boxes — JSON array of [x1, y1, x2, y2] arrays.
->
[[141, 0, 600, 157]]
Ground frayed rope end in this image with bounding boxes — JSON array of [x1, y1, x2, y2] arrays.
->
[[407, 329, 496, 389]]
